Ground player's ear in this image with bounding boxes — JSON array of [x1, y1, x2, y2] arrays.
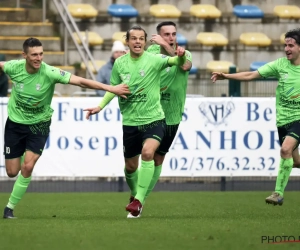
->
[[22, 51, 27, 59]]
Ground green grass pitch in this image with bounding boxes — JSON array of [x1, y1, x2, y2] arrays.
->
[[0, 192, 299, 250]]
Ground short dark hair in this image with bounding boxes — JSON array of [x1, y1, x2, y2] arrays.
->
[[23, 37, 42, 53], [285, 29, 300, 45], [125, 25, 147, 41], [156, 21, 176, 33]]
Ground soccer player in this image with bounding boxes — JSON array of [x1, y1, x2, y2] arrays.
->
[[211, 28, 300, 206], [1, 37, 130, 219], [84, 25, 186, 217], [141, 22, 192, 204]]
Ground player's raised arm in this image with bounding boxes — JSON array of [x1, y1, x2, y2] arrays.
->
[[68, 75, 130, 98], [167, 46, 186, 67], [211, 71, 261, 83], [180, 49, 192, 71], [150, 34, 176, 56]]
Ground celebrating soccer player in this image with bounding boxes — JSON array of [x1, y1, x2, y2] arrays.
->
[[211, 28, 300, 206], [1, 37, 130, 219], [84, 25, 187, 217], [136, 21, 192, 214]]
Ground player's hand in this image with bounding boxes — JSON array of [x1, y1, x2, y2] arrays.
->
[[110, 84, 130, 98], [211, 72, 226, 83], [84, 106, 102, 120], [150, 34, 166, 46], [176, 46, 185, 57]]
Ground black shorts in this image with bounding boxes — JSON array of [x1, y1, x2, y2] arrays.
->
[[156, 124, 179, 156], [123, 119, 166, 158], [4, 118, 51, 159], [277, 121, 300, 149]]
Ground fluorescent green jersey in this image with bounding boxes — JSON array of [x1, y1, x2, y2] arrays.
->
[[258, 57, 300, 127], [110, 51, 170, 126], [3, 60, 71, 124], [147, 44, 192, 125]]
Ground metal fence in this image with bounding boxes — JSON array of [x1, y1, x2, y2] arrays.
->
[[241, 79, 277, 97], [1, 176, 300, 193], [187, 70, 278, 97]]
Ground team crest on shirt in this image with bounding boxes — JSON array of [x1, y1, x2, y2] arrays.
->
[[166, 67, 170, 73], [139, 70, 145, 77], [279, 72, 288, 81], [60, 70, 66, 76], [36, 83, 41, 91], [13, 82, 24, 91], [120, 74, 131, 83]]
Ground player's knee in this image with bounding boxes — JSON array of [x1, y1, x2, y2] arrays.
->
[[280, 146, 293, 158], [154, 153, 165, 166], [6, 169, 18, 178], [21, 162, 34, 176], [154, 158, 163, 166], [141, 148, 155, 161], [125, 164, 138, 173]]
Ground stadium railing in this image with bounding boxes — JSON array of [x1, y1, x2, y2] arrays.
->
[[52, 0, 98, 80]]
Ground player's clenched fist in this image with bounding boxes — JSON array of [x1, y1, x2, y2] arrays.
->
[[176, 46, 185, 57]]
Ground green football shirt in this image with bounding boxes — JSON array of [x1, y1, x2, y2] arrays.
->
[[110, 51, 170, 126], [147, 44, 192, 125], [4, 59, 71, 124], [258, 57, 300, 127]]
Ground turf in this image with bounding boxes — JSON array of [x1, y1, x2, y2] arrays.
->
[[0, 192, 299, 250]]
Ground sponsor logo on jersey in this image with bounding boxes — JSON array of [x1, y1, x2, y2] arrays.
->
[[290, 94, 300, 99], [139, 70, 145, 77], [160, 86, 168, 92], [279, 72, 288, 80]]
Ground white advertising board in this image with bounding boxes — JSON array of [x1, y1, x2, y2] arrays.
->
[[1, 97, 300, 177]]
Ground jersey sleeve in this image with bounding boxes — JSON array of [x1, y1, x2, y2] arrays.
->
[[110, 60, 122, 86], [147, 44, 160, 55], [48, 66, 72, 84], [185, 50, 192, 62], [154, 54, 170, 70], [3, 60, 18, 75], [257, 59, 280, 79]]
